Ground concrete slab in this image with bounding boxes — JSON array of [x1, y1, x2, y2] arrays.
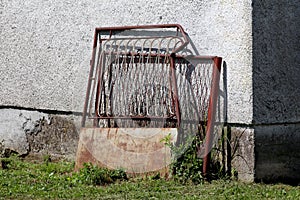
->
[[75, 128, 178, 174]]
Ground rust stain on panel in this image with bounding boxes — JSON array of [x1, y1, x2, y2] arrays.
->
[[75, 128, 177, 174]]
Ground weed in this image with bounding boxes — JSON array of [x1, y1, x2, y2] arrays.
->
[[0, 157, 299, 199], [0, 158, 11, 170], [42, 154, 51, 165], [162, 133, 204, 184], [171, 138, 204, 184], [0, 153, 25, 170], [161, 129, 231, 184], [72, 163, 127, 186]]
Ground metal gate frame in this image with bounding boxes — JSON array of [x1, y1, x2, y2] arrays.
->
[[79, 24, 222, 176]]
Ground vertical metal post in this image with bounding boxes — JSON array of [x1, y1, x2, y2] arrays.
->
[[81, 29, 99, 127], [170, 54, 181, 127], [94, 52, 106, 127], [226, 124, 232, 177], [203, 57, 222, 176]]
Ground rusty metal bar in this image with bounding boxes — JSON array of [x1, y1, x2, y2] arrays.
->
[[81, 30, 99, 127], [81, 24, 223, 177], [170, 54, 181, 127], [94, 50, 105, 127], [99, 52, 218, 63], [202, 56, 222, 176], [88, 115, 175, 119], [95, 24, 189, 53]]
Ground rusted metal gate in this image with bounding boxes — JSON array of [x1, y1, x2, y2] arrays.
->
[[76, 24, 222, 175]]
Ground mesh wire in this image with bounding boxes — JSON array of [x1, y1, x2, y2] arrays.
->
[[86, 33, 215, 132]]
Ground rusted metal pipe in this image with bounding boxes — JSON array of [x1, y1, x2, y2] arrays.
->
[[170, 54, 181, 127], [202, 56, 222, 176], [81, 24, 223, 177], [95, 24, 189, 54], [81, 30, 99, 127]]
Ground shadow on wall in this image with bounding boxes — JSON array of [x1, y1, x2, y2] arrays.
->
[[252, 0, 300, 124], [252, 0, 300, 184], [187, 33, 230, 178], [187, 34, 228, 124]]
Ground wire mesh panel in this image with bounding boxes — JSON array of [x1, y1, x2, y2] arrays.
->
[[83, 25, 191, 128], [80, 24, 222, 175], [175, 57, 214, 138], [95, 53, 175, 128]]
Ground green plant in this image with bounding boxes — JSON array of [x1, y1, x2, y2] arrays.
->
[[43, 154, 51, 166], [0, 153, 25, 170], [161, 133, 204, 184], [72, 163, 127, 186], [0, 158, 11, 170], [0, 157, 299, 199], [161, 126, 231, 184], [160, 133, 172, 145], [171, 137, 204, 184]]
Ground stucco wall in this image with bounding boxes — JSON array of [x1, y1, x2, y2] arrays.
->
[[0, 0, 253, 124], [1, 0, 257, 181], [252, 0, 300, 124], [252, 0, 300, 183], [2, 0, 299, 183]]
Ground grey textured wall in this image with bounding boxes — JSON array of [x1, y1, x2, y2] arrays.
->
[[0, 0, 253, 123], [3, 0, 299, 182], [252, 0, 300, 183], [0, 0, 255, 180], [252, 0, 300, 124]]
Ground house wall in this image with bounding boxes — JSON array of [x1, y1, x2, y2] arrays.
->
[[0, 0, 265, 181], [0, 0, 253, 120]]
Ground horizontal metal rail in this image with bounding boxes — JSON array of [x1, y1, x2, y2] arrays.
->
[[80, 24, 222, 177]]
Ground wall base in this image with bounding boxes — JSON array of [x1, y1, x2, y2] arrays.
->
[[255, 123, 300, 184], [0, 108, 80, 160], [230, 127, 255, 182]]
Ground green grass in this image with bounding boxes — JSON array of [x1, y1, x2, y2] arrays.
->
[[0, 156, 299, 199]]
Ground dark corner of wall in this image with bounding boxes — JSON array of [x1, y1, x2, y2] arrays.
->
[[252, 0, 300, 184]]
